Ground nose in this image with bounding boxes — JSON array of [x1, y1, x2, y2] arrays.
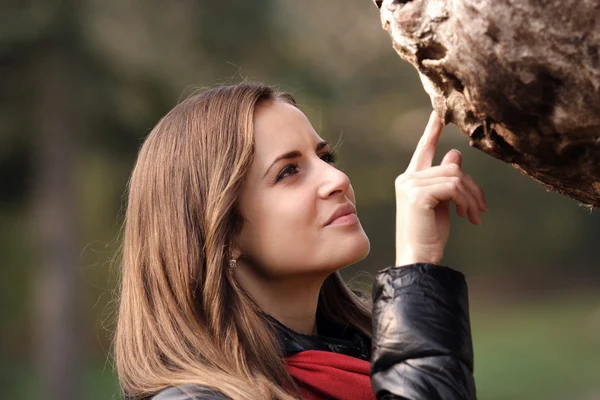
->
[[317, 162, 351, 199]]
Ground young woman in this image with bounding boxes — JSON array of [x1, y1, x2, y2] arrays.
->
[[114, 82, 486, 400]]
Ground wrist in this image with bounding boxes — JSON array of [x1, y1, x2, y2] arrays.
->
[[395, 249, 441, 266]]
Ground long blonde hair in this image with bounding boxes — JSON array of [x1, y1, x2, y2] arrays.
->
[[114, 82, 372, 399]]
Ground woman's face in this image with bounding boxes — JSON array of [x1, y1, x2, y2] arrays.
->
[[234, 99, 370, 278]]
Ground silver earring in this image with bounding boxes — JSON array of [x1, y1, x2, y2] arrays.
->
[[228, 259, 237, 269]]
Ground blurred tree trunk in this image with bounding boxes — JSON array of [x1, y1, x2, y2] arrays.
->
[[32, 40, 84, 400]]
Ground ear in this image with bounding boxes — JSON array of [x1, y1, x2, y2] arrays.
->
[[228, 238, 243, 260], [230, 247, 242, 260], [228, 210, 248, 261]]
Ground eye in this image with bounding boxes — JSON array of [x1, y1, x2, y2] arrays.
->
[[274, 151, 338, 183], [320, 151, 337, 165], [275, 162, 299, 182]]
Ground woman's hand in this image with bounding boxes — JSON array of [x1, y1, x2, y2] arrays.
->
[[395, 111, 487, 266]]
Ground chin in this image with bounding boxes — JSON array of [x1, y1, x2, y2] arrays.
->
[[335, 232, 370, 270]]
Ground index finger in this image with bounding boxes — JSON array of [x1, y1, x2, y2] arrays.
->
[[406, 111, 444, 172]]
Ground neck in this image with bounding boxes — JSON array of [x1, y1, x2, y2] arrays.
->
[[234, 263, 328, 335]]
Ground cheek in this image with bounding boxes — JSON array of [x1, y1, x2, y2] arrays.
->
[[241, 190, 317, 258], [262, 190, 315, 237]]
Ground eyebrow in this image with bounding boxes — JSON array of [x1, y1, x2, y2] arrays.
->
[[263, 141, 329, 178]]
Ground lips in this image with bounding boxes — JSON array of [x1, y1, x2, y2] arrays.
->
[[325, 203, 357, 226]]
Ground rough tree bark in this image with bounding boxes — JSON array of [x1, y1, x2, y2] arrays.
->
[[373, 0, 600, 208]]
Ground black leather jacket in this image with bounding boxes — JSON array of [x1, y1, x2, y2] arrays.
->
[[152, 263, 476, 399]]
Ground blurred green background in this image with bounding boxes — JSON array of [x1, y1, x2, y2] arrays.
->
[[1, 1, 599, 399]]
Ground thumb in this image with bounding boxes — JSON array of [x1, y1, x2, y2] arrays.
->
[[440, 149, 462, 168]]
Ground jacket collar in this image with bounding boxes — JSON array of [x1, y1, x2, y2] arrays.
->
[[262, 312, 371, 361]]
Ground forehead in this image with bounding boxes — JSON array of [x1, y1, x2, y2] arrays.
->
[[252, 100, 323, 158]]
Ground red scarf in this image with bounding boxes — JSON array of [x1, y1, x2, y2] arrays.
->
[[285, 350, 376, 400]]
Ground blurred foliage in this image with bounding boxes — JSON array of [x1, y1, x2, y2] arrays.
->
[[1, 0, 599, 398]]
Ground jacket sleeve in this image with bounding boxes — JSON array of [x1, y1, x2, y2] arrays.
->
[[370, 263, 476, 400]]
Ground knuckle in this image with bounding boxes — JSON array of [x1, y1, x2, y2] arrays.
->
[[448, 163, 461, 174], [448, 181, 459, 193], [450, 176, 461, 186], [395, 173, 416, 190], [465, 173, 477, 187], [395, 174, 406, 186]]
